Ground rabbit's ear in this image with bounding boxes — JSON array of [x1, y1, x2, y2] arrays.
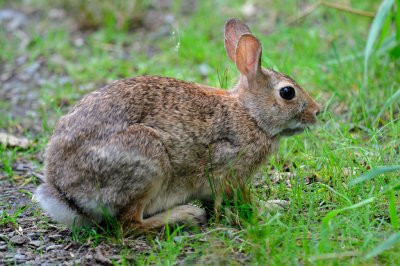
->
[[224, 18, 252, 63], [235, 33, 262, 81]]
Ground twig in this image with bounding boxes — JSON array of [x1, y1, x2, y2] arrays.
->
[[321, 1, 375, 18], [287, 0, 375, 25]]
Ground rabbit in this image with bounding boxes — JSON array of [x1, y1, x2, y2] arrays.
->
[[34, 18, 321, 231]]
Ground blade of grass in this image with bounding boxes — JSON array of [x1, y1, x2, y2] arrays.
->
[[388, 189, 399, 230], [364, 0, 395, 85], [321, 197, 375, 228], [374, 88, 400, 124], [319, 197, 375, 253], [365, 233, 400, 259], [377, 6, 393, 48], [348, 165, 400, 187], [318, 183, 352, 205], [217, 68, 229, 89], [396, 0, 400, 41], [377, 34, 397, 55]]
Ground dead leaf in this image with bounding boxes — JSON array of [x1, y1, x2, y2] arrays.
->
[[12, 175, 23, 182]]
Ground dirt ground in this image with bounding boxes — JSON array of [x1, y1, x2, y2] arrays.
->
[[0, 182, 153, 265], [0, 154, 157, 265]]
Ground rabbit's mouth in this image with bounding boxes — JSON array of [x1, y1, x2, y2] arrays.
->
[[279, 127, 306, 136]]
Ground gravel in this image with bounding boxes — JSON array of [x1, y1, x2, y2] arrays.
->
[[9, 235, 28, 245], [0, 178, 152, 265]]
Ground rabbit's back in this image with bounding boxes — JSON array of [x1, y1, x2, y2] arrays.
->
[[44, 76, 276, 220], [47, 76, 274, 181]]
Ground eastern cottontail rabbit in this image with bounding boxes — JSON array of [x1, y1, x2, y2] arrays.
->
[[35, 19, 321, 231]]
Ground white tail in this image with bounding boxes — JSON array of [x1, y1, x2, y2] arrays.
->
[[34, 184, 91, 227]]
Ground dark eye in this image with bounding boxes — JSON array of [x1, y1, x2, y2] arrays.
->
[[279, 86, 295, 100]]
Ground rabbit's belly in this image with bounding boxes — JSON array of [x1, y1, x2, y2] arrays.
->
[[143, 174, 211, 217], [143, 191, 188, 217]]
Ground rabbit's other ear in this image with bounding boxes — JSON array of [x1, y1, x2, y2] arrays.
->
[[224, 18, 252, 63], [235, 33, 262, 81]]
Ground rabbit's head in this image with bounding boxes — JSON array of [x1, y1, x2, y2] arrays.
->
[[225, 19, 321, 137]]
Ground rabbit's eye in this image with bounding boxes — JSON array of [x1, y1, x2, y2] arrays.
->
[[279, 86, 295, 100]]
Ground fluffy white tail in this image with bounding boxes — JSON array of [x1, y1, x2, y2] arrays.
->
[[34, 183, 90, 227]]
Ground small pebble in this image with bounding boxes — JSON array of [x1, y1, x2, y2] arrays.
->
[[110, 255, 122, 261], [73, 38, 84, 47], [46, 244, 63, 252], [28, 240, 41, 248], [10, 235, 27, 245], [198, 63, 210, 76], [15, 253, 25, 261], [0, 244, 7, 251], [27, 233, 40, 239], [48, 234, 62, 241], [173, 236, 184, 243]]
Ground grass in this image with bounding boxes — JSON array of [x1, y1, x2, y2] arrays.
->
[[0, 145, 16, 178], [0, 206, 28, 228], [0, 0, 399, 265]]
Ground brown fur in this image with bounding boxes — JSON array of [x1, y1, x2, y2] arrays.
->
[[35, 19, 321, 231]]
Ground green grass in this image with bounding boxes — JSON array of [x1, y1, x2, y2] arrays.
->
[[0, 205, 28, 228], [0, 0, 399, 265], [0, 145, 16, 178]]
